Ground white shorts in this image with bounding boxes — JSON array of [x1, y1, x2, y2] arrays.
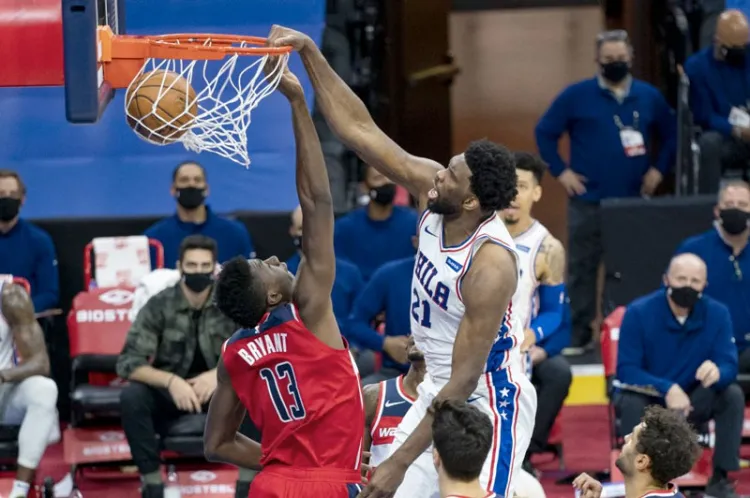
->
[[388, 365, 537, 498]]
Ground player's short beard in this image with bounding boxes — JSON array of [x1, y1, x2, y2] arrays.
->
[[614, 453, 632, 477], [427, 197, 460, 216], [503, 216, 519, 225]]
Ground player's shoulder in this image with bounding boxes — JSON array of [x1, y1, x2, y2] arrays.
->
[[539, 232, 564, 254], [224, 327, 258, 350]]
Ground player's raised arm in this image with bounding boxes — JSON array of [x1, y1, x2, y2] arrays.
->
[[268, 25, 441, 202], [204, 355, 263, 470], [363, 244, 517, 496]]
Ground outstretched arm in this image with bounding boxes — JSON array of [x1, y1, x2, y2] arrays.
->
[[268, 26, 442, 202], [279, 69, 343, 348], [0, 283, 50, 382], [362, 244, 517, 496], [204, 356, 262, 470]]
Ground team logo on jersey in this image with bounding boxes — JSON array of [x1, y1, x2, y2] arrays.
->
[[515, 244, 531, 253], [445, 257, 462, 273], [424, 225, 437, 237]]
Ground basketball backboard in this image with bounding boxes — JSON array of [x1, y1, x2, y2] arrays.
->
[[62, 0, 126, 123]]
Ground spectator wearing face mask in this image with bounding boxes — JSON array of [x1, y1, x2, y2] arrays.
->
[[675, 180, 750, 374], [144, 161, 255, 268], [686, 9, 750, 193], [0, 169, 59, 312], [334, 165, 418, 281], [615, 253, 744, 498], [286, 205, 363, 337], [535, 29, 676, 353]]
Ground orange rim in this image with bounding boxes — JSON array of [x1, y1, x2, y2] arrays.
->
[[147, 34, 293, 56]]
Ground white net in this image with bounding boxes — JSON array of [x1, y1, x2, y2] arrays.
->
[[124, 39, 289, 167]]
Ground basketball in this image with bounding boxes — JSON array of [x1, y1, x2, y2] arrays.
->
[[125, 70, 198, 144]]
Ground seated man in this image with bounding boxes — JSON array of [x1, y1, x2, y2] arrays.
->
[[616, 253, 745, 498], [144, 161, 255, 267], [0, 282, 59, 498], [0, 169, 59, 312], [685, 10, 750, 192], [116, 235, 256, 498], [675, 180, 750, 374], [347, 240, 415, 385]]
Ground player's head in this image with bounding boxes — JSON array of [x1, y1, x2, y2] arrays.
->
[[289, 205, 304, 251], [615, 405, 699, 487], [171, 161, 208, 210], [714, 179, 750, 236], [596, 30, 633, 84], [432, 399, 493, 483], [178, 235, 218, 294], [0, 169, 25, 223], [501, 152, 546, 225], [428, 139, 517, 219], [406, 335, 424, 363], [663, 253, 707, 310], [216, 255, 294, 328]]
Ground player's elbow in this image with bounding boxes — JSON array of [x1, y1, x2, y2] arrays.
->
[[203, 435, 225, 463]]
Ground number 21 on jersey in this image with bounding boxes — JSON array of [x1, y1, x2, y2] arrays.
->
[[411, 289, 432, 328], [259, 361, 306, 422]]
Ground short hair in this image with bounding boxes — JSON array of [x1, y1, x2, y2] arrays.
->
[[0, 169, 26, 195], [717, 179, 750, 202], [215, 256, 268, 328], [432, 399, 493, 482], [172, 161, 207, 182], [464, 139, 518, 212], [636, 405, 700, 486], [178, 235, 217, 263], [514, 152, 547, 184], [596, 29, 632, 55]]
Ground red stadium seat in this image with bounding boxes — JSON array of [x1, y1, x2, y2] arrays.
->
[[600, 307, 712, 489]]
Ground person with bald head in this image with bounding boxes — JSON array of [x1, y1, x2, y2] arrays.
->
[[685, 9, 750, 193], [615, 252, 744, 498]]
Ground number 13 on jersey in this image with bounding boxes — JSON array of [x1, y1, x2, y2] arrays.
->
[[260, 361, 306, 423], [411, 289, 432, 328]]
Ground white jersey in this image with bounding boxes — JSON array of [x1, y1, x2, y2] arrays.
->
[[511, 220, 549, 330], [411, 210, 523, 388], [0, 282, 18, 371]]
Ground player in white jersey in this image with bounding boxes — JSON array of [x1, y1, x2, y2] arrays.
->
[[500, 152, 572, 468], [266, 25, 537, 498], [0, 281, 60, 498]]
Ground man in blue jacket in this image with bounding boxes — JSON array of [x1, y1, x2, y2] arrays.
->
[[675, 180, 750, 375], [535, 29, 676, 352], [616, 253, 744, 498], [685, 10, 750, 193]]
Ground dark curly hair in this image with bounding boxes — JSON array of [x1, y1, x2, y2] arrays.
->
[[513, 151, 547, 185], [464, 139, 518, 212], [636, 405, 700, 485], [432, 399, 493, 482], [215, 256, 268, 329]]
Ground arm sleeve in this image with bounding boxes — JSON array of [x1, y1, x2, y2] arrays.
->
[[711, 304, 739, 389], [31, 235, 59, 311], [535, 87, 573, 177], [654, 92, 677, 174], [115, 299, 163, 379], [529, 283, 566, 342], [616, 306, 675, 396], [345, 268, 389, 352]]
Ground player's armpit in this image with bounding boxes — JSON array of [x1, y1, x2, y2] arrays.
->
[[448, 243, 518, 396], [536, 234, 566, 286], [0, 284, 50, 382], [204, 357, 262, 470]]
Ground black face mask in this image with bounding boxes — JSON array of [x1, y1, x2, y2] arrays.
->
[[0, 197, 20, 222], [719, 208, 749, 235], [183, 272, 214, 293], [292, 235, 302, 250], [601, 61, 630, 84], [668, 285, 701, 309], [369, 184, 396, 206], [720, 45, 747, 67], [176, 187, 206, 210]]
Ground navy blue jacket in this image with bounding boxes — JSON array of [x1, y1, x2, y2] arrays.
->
[[0, 219, 59, 311], [535, 77, 676, 202], [676, 227, 750, 352], [616, 289, 738, 396]]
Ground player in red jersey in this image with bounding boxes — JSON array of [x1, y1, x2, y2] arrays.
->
[[203, 66, 365, 498]]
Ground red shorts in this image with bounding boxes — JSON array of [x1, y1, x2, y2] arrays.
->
[[248, 466, 362, 498]]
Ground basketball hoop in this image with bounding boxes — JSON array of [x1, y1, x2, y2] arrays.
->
[[98, 27, 293, 166]]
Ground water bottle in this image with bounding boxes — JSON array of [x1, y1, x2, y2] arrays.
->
[[164, 465, 182, 498]]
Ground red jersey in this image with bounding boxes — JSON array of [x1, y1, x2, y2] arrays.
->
[[222, 303, 365, 475]]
